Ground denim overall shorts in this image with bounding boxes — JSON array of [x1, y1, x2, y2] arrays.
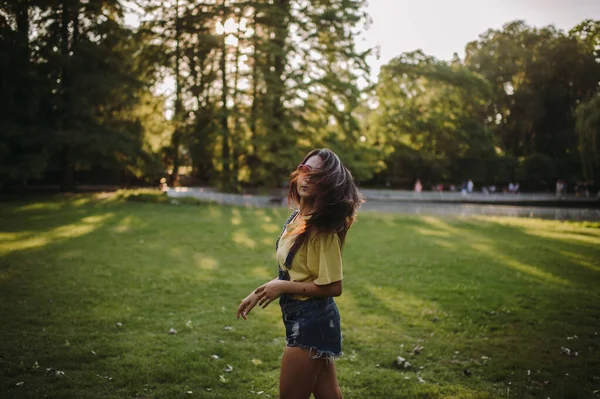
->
[[275, 211, 343, 362]]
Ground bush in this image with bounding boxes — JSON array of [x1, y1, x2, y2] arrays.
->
[[520, 153, 557, 190]]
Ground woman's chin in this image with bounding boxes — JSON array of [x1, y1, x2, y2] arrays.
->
[[297, 190, 308, 199]]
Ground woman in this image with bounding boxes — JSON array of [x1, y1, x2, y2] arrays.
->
[[236, 148, 362, 399]]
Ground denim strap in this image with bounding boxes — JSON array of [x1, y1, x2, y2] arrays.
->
[[276, 210, 299, 251], [276, 210, 300, 280]]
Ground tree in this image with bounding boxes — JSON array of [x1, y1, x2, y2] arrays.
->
[[0, 0, 165, 190], [371, 51, 494, 185], [464, 20, 600, 187], [1, 0, 377, 190], [576, 93, 600, 182], [0, 0, 49, 185]]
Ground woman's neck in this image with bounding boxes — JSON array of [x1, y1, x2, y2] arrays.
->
[[299, 199, 315, 216]]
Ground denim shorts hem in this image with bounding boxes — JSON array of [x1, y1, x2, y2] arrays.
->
[[285, 343, 343, 364]]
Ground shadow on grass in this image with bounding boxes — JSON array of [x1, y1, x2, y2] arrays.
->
[[344, 213, 600, 398], [0, 197, 290, 398]]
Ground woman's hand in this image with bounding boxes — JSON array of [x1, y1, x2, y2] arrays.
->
[[255, 280, 287, 309], [236, 292, 260, 320]]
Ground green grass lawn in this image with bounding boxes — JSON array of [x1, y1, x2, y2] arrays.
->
[[1, 193, 599, 399]]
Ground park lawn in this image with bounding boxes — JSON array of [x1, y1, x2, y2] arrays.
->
[[1, 193, 599, 399]]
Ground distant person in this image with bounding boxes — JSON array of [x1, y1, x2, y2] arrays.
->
[[449, 184, 456, 192], [414, 179, 422, 193], [159, 177, 168, 192], [237, 148, 361, 399], [556, 180, 564, 197], [576, 181, 590, 197], [467, 179, 474, 193], [508, 182, 515, 193]]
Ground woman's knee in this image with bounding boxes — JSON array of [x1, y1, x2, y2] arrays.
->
[[280, 347, 324, 399], [314, 386, 342, 399], [313, 381, 342, 399], [312, 362, 342, 399]]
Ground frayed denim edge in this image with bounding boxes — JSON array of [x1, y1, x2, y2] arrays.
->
[[286, 343, 343, 364]]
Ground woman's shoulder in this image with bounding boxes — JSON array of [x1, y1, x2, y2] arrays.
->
[[307, 230, 340, 247]]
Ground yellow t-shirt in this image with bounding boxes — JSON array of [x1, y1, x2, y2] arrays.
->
[[276, 214, 343, 300]]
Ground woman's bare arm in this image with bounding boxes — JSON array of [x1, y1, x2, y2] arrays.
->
[[254, 280, 342, 308], [236, 277, 279, 319]]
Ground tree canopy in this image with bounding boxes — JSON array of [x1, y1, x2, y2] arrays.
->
[[1, 2, 598, 192]]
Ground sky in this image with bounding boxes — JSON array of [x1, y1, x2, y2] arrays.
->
[[359, 0, 600, 78]]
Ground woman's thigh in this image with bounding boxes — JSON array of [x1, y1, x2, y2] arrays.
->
[[280, 346, 325, 399], [313, 361, 343, 399]]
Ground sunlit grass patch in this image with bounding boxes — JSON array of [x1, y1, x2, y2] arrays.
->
[[1, 195, 599, 398]]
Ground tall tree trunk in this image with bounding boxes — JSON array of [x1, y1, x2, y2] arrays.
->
[[59, 1, 76, 191], [268, 0, 289, 186], [220, 7, 231, 189], [230, 12, 242, 192], [248, 6, 259, 183], [191, 25, 214, 184], [60, 144, 75, 191], [169, 0, 183, 186], [15, 0, 30, 120]]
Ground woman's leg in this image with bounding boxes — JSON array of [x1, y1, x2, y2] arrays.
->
[[280, 346, 325, 399], [312, 361, 343, 399]]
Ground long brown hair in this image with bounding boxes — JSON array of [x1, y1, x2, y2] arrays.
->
[[287, 148, 362, 255]]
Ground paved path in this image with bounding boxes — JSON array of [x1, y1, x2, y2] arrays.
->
[[360, 200, 600, 221], [167, 188, 600, 221], [359, 188, 599, 204]]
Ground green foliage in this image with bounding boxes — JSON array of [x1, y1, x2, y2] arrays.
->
[[0, 1, 51, 184], [0, 1, 165, 189], [484, 155, 518, 184], [371, 51, 494, 184], [575, 93, 600, 181], [570, 19, 600, 60], [129, 0, 376, 190], [519, 153, 557, 189], [0, 126, 49, 184], [463, 20, 600, 186], [365, 19, 600, 188], [2, 1, 599, 191]]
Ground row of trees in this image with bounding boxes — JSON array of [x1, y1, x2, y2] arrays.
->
[[1, 1, 599, 192], [1, 0, 377, 191], [369, 20, 600, 190], [1, 0, 162, 191]]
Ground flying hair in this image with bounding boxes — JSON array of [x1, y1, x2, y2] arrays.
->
[[287, 148, 363, 257]]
